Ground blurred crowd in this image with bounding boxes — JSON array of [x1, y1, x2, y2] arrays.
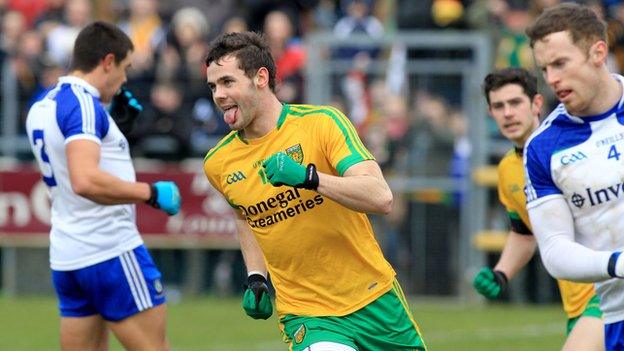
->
[[2, 0, 624, 163], [3, 0, 623, 162]]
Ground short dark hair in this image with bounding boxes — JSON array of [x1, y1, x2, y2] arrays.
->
[[70, 21, 134, 72], [205, 31, 276, 92], [525, 3, 607, 52], [482, 67, 538, 105]]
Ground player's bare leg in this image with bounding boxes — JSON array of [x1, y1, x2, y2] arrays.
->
[[60, 315, 108, 351], [107, 304, 169, 351], [561, 316, 604, 351]]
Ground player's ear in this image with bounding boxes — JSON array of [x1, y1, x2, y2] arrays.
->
[[531, 94, 544, 114], [589, 40, 608, 65], [255, 67, 269, 88], [101, 53, 116, 72]]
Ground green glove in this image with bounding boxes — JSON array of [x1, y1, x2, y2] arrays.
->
[[242, 274, 273, 320], [262, 152, 319, 189], [473, 267, 508, 299]]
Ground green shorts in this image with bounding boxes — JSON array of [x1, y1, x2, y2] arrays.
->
[[280, 281, 427, 351], [566, 294, 602, 335]]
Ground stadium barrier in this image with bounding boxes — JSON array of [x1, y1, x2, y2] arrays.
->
[[471, 165, 507, 252], [0, 159, 239, 295]]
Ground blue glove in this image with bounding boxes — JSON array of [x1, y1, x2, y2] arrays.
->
[[109, 87, 143, 135], [146, 181, 181, 215]]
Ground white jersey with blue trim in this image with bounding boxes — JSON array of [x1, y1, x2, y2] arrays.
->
[[25, 76, 143, 271], [524, 74, 624, 323]]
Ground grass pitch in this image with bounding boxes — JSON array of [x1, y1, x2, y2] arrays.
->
[[0, 295, 565, 350]]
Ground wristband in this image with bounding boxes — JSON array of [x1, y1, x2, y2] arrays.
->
[[247, 274, 267, 285], [608, 251, 621, 278], [146, 183, 158, 207], [493, 270, 509, 289], [303, 164, 319, 190]]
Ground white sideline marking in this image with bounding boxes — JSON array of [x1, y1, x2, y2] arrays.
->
[[424, 321, 562, 342]]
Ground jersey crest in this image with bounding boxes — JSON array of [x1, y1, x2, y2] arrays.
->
[[285, 143, 304, 164]]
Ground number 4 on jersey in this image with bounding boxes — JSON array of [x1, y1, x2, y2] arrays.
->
[[608, 144, 621, 161], [32, 129, 57, 186]]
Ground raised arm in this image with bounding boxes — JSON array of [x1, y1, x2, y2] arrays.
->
[[315, 160, 392, 215], [262, 152, 392, 215]]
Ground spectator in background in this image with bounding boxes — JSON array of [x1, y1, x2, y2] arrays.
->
[[264, 10, 306, 103], [243, 0, 317, 34], [493, 0, 533, 68], [156, 6, 209, 93], [13, 31, 46, 125], [33, 0, 67, 36], [46, 0, 92, 68], [221, 14, 248, 33], [1, 10, 26, 55], [7, 0, 47, 27], [119, 0, 165, 84], [333, 0, 384, 60], [158, 0, 236, 39], [131, 81, 193, 159], [408, 91, 456, 177], [313, 0, 338, 30], [332, 0, 385, 132], [153, 7, 220, 156]]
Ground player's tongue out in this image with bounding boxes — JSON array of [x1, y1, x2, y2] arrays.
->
[[224, 106, 238, 125]]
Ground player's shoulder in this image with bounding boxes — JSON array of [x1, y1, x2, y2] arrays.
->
[[498, 148, 519, 169], [282, 104, 347, 124], [525, 105, 571, 155], [526, 104, 595, 162], [203, 131, 239, 166], [55, 80, 105, 117], [497, 148, 523, 180]]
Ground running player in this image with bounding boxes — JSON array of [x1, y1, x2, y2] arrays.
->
[[474, 67, 603, 350], [203, 31, 426, 351], [525, 3, 624, 349]]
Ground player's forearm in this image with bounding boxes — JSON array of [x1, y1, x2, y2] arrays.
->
[[71, 168, 151, 205], [316, 171, 392, 214], [493, 231, 537, 280], [529, 198, 614, 282], [236, 218, 267, 275]]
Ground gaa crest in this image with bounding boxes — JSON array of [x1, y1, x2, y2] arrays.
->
[[285, 144, 304, 164], [294, 324, 306, 344]]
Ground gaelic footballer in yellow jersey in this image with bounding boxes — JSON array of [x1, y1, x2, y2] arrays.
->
[[204, 104, 396, 317], [498, 148, 598, 322], [205, 31, 425, 351]]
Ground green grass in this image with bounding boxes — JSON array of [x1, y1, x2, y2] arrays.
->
[[0, 296, 566, 350]]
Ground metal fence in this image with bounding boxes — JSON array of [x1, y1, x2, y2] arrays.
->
[[304, 31, 492, 297]]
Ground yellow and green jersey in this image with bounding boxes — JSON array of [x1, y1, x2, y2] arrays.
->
[[498, 148, 596, 318], [203, 104, 396, 317]]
